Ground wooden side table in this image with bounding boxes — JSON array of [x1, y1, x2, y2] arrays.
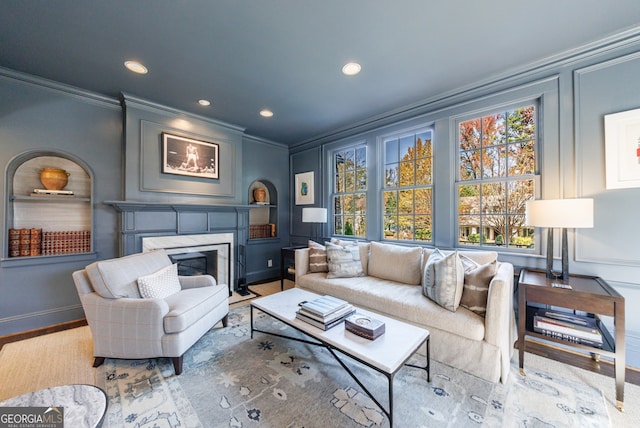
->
[[280, 245, 305, 290], [517, 269, 625, 411]]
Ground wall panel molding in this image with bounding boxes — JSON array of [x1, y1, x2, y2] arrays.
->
[[574, 51, 640, 267], [139, 120, 236, 197]]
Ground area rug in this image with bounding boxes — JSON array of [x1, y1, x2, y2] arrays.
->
[[97, 306, 610, 427], [485, 366, 611, 427]]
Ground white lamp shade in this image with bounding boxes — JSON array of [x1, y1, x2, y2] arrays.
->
[[302, 207, 327, 223], [525, 198, 594, 228]]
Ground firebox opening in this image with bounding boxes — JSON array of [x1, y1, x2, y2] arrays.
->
[[169, 251, 218, 280]]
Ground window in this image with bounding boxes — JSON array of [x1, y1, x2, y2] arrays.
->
[[383, 129, 433, 241], [457, 105, 536, 249], [332, 144, 367, 237]]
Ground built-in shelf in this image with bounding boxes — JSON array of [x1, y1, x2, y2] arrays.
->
[[248, 179, 278, 240], [5, 152, 94, 261], [11, 195, 92, 202]]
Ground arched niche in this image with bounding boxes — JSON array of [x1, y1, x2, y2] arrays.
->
[[5, 150, 93, 259], [248, 179, 277, 239]]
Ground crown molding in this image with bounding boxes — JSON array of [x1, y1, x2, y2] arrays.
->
[[121, 92, 246, 134], [0, 66, 120, 109], [292, 25, 640, 150]]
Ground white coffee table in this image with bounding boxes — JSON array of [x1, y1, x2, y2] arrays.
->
[[250, 288, 430, 427]]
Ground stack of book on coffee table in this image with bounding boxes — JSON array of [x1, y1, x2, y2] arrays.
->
[[296, 295, 355, 330], [533, 308, 603, 348]]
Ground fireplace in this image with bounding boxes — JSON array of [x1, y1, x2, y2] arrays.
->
[[142, 233, 234, 296], [169, 251, 217, 277]]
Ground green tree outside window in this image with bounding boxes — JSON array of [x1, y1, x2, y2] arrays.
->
[[457, 106, 537, 249], [383, 130, 433, 242]]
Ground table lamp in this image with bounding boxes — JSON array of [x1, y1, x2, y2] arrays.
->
[[525, 198, 594, 280], [302, 207, 327, 244]]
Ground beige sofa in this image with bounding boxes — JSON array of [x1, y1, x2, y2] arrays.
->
[[295, 241, 516, 383]]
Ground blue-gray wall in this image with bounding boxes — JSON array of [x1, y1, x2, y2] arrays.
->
[[0, 71, 122, 335], [0, 69, 290, 337], [289, 33, 640, 366], [243, 135, 291, 283]]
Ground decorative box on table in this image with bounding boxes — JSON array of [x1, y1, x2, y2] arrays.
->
[[345, 313, 385, 340]]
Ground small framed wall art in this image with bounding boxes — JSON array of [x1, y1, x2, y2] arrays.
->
[[604, 108, 640, 189], [162, 132, 219, 179], [295, 171, 314, 205]]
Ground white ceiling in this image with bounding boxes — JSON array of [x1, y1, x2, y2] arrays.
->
[[1, 1, 639, 145]]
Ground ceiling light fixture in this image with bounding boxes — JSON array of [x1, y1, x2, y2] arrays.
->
[[124, 60, 148, 74], [260, 109, 274, 118], [198, 99, 211, 106], [342, 62, 361, 76]]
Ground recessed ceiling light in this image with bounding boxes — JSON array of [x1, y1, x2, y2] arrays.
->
[[342, 62, 361, 76], [124, 60, 148, 74], [198, 99, 211, 106], [260, 109, 274, 118]]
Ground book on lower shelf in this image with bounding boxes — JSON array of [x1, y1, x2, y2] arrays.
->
[[533, 308, 603, 346], [249, 224, 272, 239], [534, 327, 603, 348]]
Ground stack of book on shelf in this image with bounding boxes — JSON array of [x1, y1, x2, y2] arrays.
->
[[296, 295, 355, 330], [533, 309, 603, 348]]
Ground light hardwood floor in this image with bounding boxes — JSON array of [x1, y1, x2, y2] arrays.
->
[[0, 279, 290, 401]]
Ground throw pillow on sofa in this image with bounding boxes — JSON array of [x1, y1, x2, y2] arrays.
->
[[308, 240, 329, 273], [368, 241, 423, 285], [330, 238, 370, 275], [459, 254, 496, 317], [137, 263, 182, 299], [325, 241, 365, 278], [422, 248, 464, 312]]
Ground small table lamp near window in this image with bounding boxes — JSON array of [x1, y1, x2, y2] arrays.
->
[[525, 198, 594, 280], [302, 207, 327, 244]]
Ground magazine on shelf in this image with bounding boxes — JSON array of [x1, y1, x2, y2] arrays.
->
[[539, 310, 598, 329], [298, 295, 350, 317], [295, 309, 355, 330]]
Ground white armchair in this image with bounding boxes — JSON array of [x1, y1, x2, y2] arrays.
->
[[72, 249, 229, 375]]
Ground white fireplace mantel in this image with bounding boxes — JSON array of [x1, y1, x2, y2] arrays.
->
[[142, 233, 234, 294]]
